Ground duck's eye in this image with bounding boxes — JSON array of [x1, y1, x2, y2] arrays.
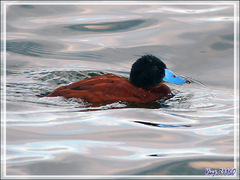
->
[[152, 66, 158, 70]]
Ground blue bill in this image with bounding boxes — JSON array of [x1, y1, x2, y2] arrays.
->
[[163, 69, 186, 84]]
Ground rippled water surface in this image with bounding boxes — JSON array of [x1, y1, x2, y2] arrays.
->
[[2, 2, 239, 177]]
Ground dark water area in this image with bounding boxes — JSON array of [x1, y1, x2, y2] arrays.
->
[[2, 2, 239, 178]]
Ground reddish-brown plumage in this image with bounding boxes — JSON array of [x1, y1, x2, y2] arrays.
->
[[46, 74, 172, 103]]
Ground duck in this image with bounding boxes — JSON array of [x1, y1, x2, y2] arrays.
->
[[46, 55, 188, 104]]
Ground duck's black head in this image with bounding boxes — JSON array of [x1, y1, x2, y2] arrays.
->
[[130, 55, 166, 87]]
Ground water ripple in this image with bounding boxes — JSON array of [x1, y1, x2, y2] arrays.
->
[[66, 19, 145, 32], [6, 140, 222, 164], [146, 6, 230, 14]]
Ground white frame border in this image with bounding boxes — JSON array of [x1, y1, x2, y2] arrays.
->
[[1, 1, 239, 179]]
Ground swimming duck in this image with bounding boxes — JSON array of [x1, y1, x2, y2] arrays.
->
[[46, 55, 187, 103]]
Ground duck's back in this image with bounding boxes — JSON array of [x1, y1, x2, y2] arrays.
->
[[46, 74, 172, 103]]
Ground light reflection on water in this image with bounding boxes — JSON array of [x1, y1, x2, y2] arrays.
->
[[145, 6, 230, 14], [4, 2, 237, 176], [7, 139, 220, 164]]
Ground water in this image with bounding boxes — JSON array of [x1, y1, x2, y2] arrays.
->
[[2, 2, 238, 177]]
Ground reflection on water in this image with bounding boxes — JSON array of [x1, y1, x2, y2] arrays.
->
[[67, 19, 145, 32], [3, 2, 238, 177], [145, 6, 229, 14], [7, 41, 48, 57]]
